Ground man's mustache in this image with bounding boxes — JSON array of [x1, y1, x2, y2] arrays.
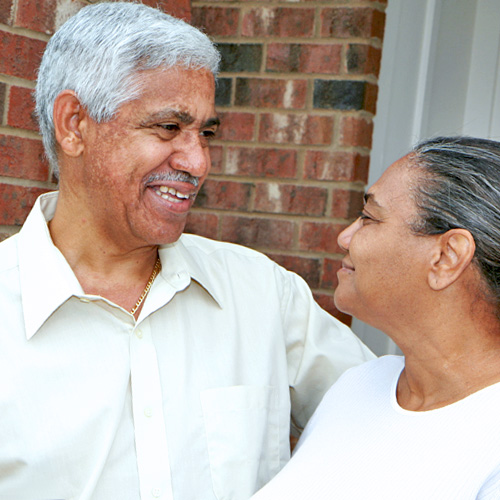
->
[[146, 172, 199, 188]]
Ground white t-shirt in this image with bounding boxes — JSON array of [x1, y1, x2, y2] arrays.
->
[[252, 355, 500, 500]]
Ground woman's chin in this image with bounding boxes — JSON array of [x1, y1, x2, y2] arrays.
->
[[333, 291, 354, 317]]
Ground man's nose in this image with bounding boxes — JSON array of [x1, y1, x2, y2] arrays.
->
[[169, 131, 210, 178]]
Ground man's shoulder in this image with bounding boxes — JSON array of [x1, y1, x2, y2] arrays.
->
[[176, 233, 304, 297], [179, 233, 276, 265]]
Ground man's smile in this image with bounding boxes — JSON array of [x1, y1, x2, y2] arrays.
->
[[153, 185, 193, 203]]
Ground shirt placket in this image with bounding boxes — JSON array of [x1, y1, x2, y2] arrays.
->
[[130, 320, 173, 500]]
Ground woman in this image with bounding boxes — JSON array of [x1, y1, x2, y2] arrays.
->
[[252, 137, 500, 499]]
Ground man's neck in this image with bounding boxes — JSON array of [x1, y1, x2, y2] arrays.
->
[[48, 197, 161, 316]]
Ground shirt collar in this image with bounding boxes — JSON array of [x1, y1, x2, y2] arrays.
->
[[18, 192, 84, 340], [18, 192, 223, 339], [158, 236, 224, 309]]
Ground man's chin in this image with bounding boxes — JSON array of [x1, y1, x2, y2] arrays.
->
[[140, 220, 187, 247]]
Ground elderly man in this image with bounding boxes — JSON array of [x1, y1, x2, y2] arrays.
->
[[252, 136, 500, 500], [0, 3, 373, 500]]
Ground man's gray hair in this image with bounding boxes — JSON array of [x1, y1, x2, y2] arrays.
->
[[410, 136, 500, 305], [35, 1, 220, 175]]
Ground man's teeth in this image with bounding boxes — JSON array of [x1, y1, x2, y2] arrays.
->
[[154, 185, 190, 201]]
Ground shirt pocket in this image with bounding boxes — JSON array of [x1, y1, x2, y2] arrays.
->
[[200, 385, 281, 500]]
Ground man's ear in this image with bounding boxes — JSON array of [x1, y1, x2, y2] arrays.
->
[[428, 229, 476, 290], [53, 90, 86, 158]]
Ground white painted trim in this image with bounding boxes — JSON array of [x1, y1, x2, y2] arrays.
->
[[412, 0, 438, 140], [463, 0, 500, 138]]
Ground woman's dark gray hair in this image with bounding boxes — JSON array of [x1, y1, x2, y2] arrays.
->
[[410, 136, 500, 304], [35, 1, 220, 176]]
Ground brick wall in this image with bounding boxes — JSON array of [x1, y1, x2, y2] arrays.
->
[[0, 0, 386, 324], [190, 0, 386, 323]]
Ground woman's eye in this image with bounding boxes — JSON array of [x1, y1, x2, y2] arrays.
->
[[358, 211, 374, 224]]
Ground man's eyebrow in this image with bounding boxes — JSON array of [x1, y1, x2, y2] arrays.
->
[[203, 116, 220, 129], [143, 109, 195, 125], [142, 109, 220, 129]]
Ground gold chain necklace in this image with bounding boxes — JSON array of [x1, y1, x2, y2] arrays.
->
[[130, 257, 161, 316]]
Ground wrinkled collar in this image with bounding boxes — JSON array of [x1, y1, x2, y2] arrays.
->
[[19, 192, 83, 339], [159, 237, 224, 309]]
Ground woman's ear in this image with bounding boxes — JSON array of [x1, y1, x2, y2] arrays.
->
[[53, 90, 86, 158], [428, 229, 476, 290]]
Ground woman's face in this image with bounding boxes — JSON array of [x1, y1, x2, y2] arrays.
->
[[334, 156, 438, 332]]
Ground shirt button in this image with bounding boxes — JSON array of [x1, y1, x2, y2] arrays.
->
[[144, 407, 153, 418], [152, 487, 161, 498], [135, 329, 143, 339]]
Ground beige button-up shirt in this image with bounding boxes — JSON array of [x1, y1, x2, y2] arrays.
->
[[0, 192, 374, 500]]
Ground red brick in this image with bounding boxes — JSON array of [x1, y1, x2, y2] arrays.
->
[[218, 112, 255, 141], [331, 189, 364, 219], [364, 82, 379, 115], [301, 0, 370, 3], [304, 151, 369, 182], [191, 7, 239, 36], [235, 78, 306, 109], [299, 221, 344, 253], [346, 44, 382, 77], [321, 7, 385, 40], [313, 292, 352, 326], [259, 114, 334, 146], [0, 0, 14, 25], [16, 0, 57, 34], [267, 253, 321, 288], [185, 212, 219, 239], [0, 183, 49, 225], [340, 116, 374, 148], [226, 147, 297, 178], [209, 145, 223, 174], [152, 0, 191, 20], [16, 0, 96, 33], [194, 0, 258, 2], [195, 179, 252, 211], [0, 82, 6, 123], [7, 86, 38, 132], [0, 135, 50, 181], [266, 43, 342, 74], [221, 215, 294, 249], [321, 257, 342, 289], [292, 44, 342, 74], [0, 32, 46, 81], [254, 183, 327, 216], [242, 8, 315, 38]]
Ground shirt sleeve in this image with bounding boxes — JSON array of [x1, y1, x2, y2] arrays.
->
[[280, 267, 376, 435]]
